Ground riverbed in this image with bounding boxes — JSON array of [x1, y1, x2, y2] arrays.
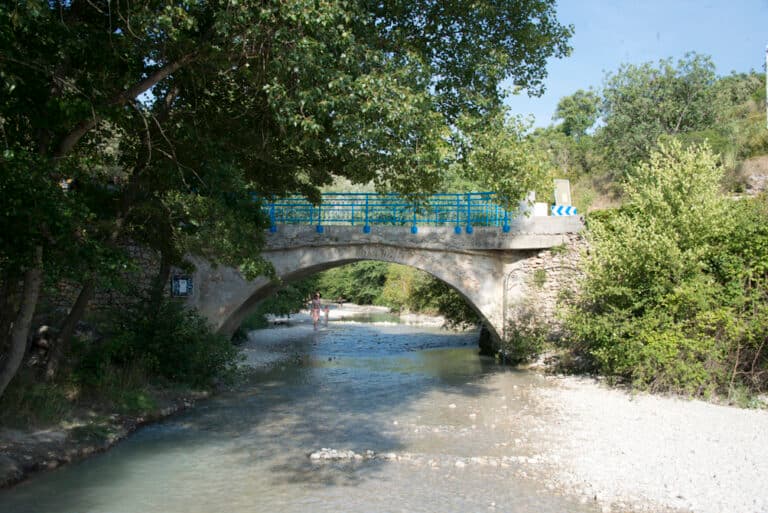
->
[[0, 312, 597, 513], [1, 310, 766, 513]]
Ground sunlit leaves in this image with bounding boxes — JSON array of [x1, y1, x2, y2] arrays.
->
[[457, 111, 549, 208], [567, 142, 768, 394], [600, 53, 718, 174]]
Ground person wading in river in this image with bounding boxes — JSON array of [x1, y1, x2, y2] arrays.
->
[[310, 292, 322, 330]]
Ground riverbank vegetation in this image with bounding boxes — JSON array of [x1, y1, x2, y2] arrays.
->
[[1, 0, 573, 432], [517, 54, 768, 400], [564, 142, 768, 399], [0, 296, 239, 429]]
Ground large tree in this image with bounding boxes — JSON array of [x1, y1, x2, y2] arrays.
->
[[599, 52, 718, 175], [0, 0, 571, 395], [554, 89, 599, 139]]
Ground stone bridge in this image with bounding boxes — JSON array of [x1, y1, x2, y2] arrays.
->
[[186, 216, 585, 350]]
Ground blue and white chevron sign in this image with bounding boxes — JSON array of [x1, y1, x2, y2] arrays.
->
[[551, 205, 578, 216]]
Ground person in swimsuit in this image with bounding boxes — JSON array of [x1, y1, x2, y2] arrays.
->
[[310, 292, 321, 330]]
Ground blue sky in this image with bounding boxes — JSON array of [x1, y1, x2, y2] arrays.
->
[[505, 0, 768, 127]]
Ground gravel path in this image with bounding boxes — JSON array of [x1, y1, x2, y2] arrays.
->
[[530, 376, 768, 513]]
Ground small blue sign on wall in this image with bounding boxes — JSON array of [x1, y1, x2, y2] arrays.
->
[[171, 275, 193, 297], [551, 205, 578, 216]]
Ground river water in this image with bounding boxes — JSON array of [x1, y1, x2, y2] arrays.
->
[[0, 313, 598, 513]]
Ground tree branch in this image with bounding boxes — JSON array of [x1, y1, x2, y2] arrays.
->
[[54, 54, 196, 158]]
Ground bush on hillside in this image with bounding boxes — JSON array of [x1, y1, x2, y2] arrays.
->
[[566, 141, 768, 397]]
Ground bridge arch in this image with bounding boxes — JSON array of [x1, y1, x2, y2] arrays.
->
[[193, 241, 508, 341]]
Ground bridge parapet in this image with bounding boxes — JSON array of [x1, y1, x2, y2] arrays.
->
[[264, 192, 512, 232], [265, 216, 583, 252]]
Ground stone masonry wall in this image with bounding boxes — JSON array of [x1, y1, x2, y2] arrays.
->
[[502, 232, 587, 341], [44, 244, 162, 319]]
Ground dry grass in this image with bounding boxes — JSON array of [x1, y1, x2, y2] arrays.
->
[[733, 155, 768, 195]]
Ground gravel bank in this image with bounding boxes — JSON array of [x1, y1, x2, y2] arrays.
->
[[530, 376, 768, 513]]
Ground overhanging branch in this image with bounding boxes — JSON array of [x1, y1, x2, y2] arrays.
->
[[54, 54, 196, 158]]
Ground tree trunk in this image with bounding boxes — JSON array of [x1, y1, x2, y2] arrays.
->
[[0, 246, 44, 398], [149, 251, 172, 312], [0, 274, 19, 353], [45, 278, 95, 381]]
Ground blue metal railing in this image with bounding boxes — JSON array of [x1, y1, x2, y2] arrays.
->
[[263, 192, 515, 234]]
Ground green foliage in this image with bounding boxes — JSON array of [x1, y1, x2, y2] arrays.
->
[[549, 244, 569, 256], [238, 313, 269, 333], [316, 261, 390, 305], [458, 111, 550, 209], [72, 356, 158, 415], [76, 301, 240, 389], [554, 89, 600, 138], [566, 142, 768, 396], [681, 72, 768, 172], [502, 308, 548, 364], [380, 1, 573, 109], [149, 177, 273, 281], [599, 53, 719, 175], [533, 269, 547, 288], [410, 277, 479, 328], [238, 277, 319, 332], [0, 150, 103, 279], [0, 370, 72, 428], [379, 265, 421, 312], [1, 0, 574, 201], [263, 279, 320, 317]]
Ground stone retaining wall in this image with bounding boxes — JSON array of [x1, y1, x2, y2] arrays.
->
[[507, 234, 587, 334], [501, 232, 586, 343], [43, 245, 161, 320]]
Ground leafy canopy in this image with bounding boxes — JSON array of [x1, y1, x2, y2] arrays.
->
[[554, 89, 599, 138], [1, 0, 573, 273], [599, 52, 718, 175]]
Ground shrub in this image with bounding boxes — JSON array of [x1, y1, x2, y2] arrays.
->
[[501, 306, 548, 363], [0, 369, 73, 427], [76, 300, 241, 390], [565, 142, 768, 397]]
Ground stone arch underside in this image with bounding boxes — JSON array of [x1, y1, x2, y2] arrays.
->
[[189, 243, 509, 341]]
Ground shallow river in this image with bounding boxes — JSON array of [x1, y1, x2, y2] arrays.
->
[[1, 314, 598, 513]]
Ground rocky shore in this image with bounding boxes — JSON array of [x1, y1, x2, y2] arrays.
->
[[0, 390, 208, 489], [529, 375, 768, 513]]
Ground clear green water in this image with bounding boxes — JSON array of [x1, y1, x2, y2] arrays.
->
[[0, 318, 597, 513]]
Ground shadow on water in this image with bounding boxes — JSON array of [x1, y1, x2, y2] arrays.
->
[[220, 322, 499, 487], [0, 318, 526, 513]]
